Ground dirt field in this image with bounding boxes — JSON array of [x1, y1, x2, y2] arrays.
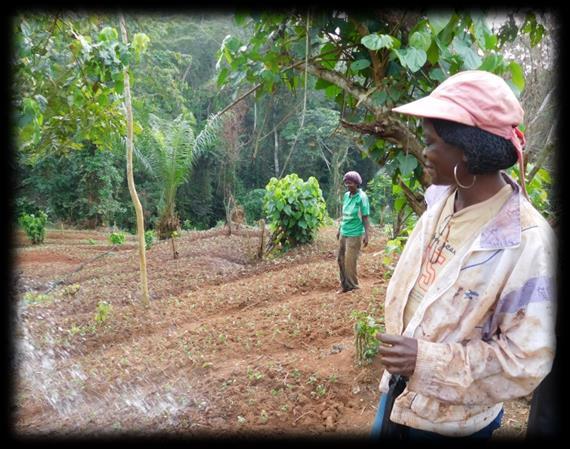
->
[[11, 225, 531, 439]]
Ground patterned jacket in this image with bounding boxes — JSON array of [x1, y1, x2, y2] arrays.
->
[[379, 173, 557, 436]]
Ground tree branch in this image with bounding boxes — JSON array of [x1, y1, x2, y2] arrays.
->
[[295, 60, 380, 115], [340, 115, 430, 187], [397, 176, 426, 216]]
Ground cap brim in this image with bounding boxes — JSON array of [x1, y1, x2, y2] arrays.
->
[[392, 96, 475, 127]]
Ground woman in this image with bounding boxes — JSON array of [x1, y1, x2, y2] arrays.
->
[[336, 171, 371, 293], [370, 70, 556, 440]]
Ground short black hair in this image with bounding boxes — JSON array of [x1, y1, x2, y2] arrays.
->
[[429, 118, 518, 174]]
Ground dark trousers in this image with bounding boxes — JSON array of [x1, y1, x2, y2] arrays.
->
[[337, 235, 361, 291], [526, 350, 560, 439]]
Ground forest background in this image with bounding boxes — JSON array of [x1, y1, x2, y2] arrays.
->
[[11, 9, 559, 244]]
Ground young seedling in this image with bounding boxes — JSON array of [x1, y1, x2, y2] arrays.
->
[[351, 310, 384, 366]]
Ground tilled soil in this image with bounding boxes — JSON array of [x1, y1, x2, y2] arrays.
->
[[11, 226, 531, 439]]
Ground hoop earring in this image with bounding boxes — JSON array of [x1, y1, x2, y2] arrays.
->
[[454, 164, 476, 189]]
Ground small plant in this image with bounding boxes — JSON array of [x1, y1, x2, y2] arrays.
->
[[313, 384, 327, 398], [259, 409, 269, 424], [94, 300, 112, 325], [351, 310, 383, 365], [247, 367, 264, 383], [144, 229, 155, 250], [306, 374, 318, 385], [19, 211, 48, 244], [23, 291, 51, 305], [182, 219, 193, 230], [109, 231, 126, 245], [87, 238, 96, 245], [68, 324, 83, 336], [68, 322, 96, 336], [170, 230, 180, 259], [62, 284, 81, 296]]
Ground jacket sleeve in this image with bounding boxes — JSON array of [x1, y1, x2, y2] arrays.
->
[[407, 226, 557, 405]]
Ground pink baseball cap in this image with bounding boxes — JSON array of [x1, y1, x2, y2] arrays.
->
[[392, 70, 528, 196]]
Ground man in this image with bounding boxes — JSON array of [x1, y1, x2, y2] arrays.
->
[[336, 171, 371, 294]]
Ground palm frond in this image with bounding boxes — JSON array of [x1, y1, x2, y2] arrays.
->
[[193, 113, 223, 160], [132, 142, 156, 177]]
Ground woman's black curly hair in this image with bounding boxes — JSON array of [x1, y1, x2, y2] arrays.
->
[[429, 118, 518, 174]]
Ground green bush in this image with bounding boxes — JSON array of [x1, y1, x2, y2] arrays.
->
[[264, 174, 327, 250], [19, 211, 48, 244], [144, 229, 155, 250], [240, 188, 266, 224], [108, 231, 126, 245]]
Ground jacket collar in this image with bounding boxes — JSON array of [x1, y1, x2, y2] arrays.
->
[[477, 173, 522, 249]]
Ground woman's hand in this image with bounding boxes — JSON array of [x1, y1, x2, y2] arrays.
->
[[336, 229, 340, 240], [362, 215, 370, 247], [377, 333, 418, 377]]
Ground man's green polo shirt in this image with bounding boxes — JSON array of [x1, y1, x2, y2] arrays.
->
[[340, 189, 370, 237]]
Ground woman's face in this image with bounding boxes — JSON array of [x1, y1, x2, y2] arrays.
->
[[344, 179, 358, 194], [422, 119, 466, 186]]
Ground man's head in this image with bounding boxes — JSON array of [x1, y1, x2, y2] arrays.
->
[[343, 171, 362, 194]]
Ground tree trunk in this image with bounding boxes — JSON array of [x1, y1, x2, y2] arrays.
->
[[257, 219, 265, 259], [273, 126, 280, 177], [119, 15, 150, 307]]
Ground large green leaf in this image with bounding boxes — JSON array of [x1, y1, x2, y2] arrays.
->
[[394, 48, 426, 73], [319, 42, 338, 69], [351, 58, 371, 72], [324, 84, 342, 98], [361, 33, 395, 50], [509, 61, 525, 92], [452, 36, 482, 69], [479, 53, 504, 73], [409, 31, 432, 51], [396, 153, 418, 176], [427, 12, 453, 35]]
